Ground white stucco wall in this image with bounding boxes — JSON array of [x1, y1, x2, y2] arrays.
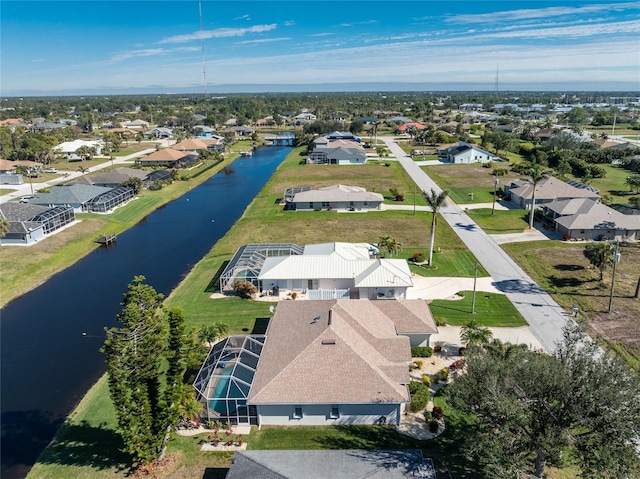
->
[[256, 403, 403, 426]]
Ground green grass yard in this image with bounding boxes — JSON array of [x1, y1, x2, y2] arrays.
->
[[466, 208, 530, 234], [429, 292, 527, 327]]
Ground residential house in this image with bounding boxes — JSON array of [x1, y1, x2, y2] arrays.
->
[[220, 126, 255, 137], [143, 127, 173, 139], [83, 167, 149, 188], [122, 119, 149, 129], [445, 141, 496, 164], [294, 112, 316, 122], [192, 125, 215, 137], [27, 184, 130, 213], [219, 241, 414, 301], [396, 122, 426, 134], [172, 137, 223, 152], [264, 132, 295, 146], [543, 198, 639, 241], [324, 131, 361, 142], [193, 299, 437, 426], [0, 202, 75, 245], [258, 242, 413, 300], [307, 138, 367, 165], [137, 148, 200, 168], [505, 176, 600, 210], [284, 184, 383, 211], [53, 140, 103, 159], [226, 450, 436, 479]]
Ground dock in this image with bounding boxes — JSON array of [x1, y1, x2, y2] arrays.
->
[[96, 234, 117, 246]]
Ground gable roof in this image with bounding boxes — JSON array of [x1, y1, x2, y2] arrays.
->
[[258, 255, 412, 287], [0, 202, 50, 221], [138, 148, 192, 162], [292, 184, 383, 203], [29, 184, 112, 205], [396, 122, 426, 131], [508, 176, 600, 202], [87, 167, 148, 185], [226, 450, 436, 479], [554, 200, 640, 231], [172, 138, 220, 150], [248, 299, 412, 405]]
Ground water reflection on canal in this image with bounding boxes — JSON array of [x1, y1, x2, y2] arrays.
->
[[0, 147, 291, 479]]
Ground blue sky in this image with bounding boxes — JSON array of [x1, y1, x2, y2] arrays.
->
[[2, 0, 639, 95]]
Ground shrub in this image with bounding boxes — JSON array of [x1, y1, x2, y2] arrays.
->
[[429, 419, 440, 434], [233, 280, 257, 298], [449, 359, 465, 370], [432, 371, 440, 383], [407, 381, 423, 394], [433, 344, 442, 353], [458, 347, 466, 356], [411, 252, 426, 263], [432, 405, 444, 420], [410, 386, 430, 412], [439, 368, 449, 381], [434, 316, 447, 327], [423, 410, 432, 422], [422, 375, 431, 387], [411, 346, 433, 358], [414, 360, 423, 369], [291, 292, 297, 300]]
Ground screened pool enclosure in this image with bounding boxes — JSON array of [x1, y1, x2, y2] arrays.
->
[[193, 335, 266, 425], [219, 243, 303, 292]]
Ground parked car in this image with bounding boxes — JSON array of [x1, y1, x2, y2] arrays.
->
[[44, 168, 58, 173], [19, 196, 34, 203]]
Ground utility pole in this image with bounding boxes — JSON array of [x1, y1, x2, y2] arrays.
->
[[492, 174, 499, 215], [608, 241, 620, 313], [471, 262, 478, 314]]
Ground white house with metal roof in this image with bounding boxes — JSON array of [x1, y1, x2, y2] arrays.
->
[[257, 242, 412, 300]]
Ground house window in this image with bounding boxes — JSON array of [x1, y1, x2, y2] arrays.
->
[[330, 406, 340, 419], [309, 202, 314, 209], [321, 202, 330, 207], [293, 406, 303, 419], [363, 201, 368, 206]]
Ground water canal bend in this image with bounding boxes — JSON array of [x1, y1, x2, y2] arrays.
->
[[0, 146, 292, 479]]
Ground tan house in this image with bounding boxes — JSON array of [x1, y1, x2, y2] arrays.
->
[[505, 176, 600, 210], [194, 299, 437, 426], [285, 184, 383, 211], [137, 148, 199, 168], [543, 198, 639, 241]]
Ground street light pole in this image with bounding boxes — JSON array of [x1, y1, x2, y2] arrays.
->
[[492, 174, 499, 215], [608, 240, 621, 313]]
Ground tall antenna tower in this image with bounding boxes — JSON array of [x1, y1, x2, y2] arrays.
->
[[494, 65, 499, 93], [199, 1, 208, 98]]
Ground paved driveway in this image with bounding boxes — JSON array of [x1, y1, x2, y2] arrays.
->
[[382, 138, 571, 352]]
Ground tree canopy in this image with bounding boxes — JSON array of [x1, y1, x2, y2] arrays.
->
[[103, 276, 187, 469], [446, 325, 640, 478]]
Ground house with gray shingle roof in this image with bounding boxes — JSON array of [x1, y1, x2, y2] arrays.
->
[[27, 184, 112, 212], [226, 450, 436, 479], [505, 176, 600, 210], [285, 184, 383, 211], [543, 198, 639, 241], [307, 138, 367, 165], [192, 299, 436, 427], [0, 202, 75, 245], [445, 141, 496, 164], [249, 299, 435, 426]]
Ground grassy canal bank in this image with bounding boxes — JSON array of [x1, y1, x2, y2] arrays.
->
[[0, 148, 248, 309]]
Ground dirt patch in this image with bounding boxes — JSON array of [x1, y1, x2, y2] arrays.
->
[[506, 242, 640, 366]]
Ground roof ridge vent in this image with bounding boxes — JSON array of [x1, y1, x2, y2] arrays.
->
[[321, 338, 336, 345], [328, 309, 332, 326]]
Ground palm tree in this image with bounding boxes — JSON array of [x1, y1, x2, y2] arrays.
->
[[583, 242, 614, 281], [378, 235, 402, 257], [527, 165, 550, 230], [625, 174, 640, 194], [0, 218, 9, 251], [460, 319, 493, 346], [423, 188, 449, 266]]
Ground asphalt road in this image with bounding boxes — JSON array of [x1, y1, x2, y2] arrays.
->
[[383, 138, 571, 352]]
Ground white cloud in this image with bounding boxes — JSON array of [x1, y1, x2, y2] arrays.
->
[[447, 2, 638, 24], [235, 37, 291, 45], [159, 24, 277, 44], [100, 46, 200, 65], [338, 20, 379, 27], [234, 14, 250, 21]]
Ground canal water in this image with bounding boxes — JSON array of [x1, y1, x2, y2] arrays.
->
[[0, 146, 291, 479]]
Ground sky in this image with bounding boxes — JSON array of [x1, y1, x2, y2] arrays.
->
[[1, 0, 639, 96]]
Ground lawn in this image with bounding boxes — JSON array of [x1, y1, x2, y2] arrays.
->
[[422, 163, 522, 205], [429, 292, 527, 327], [502, 240, 640, 370], [569, 163, 638, 204], [466, 208, 530, 234]]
